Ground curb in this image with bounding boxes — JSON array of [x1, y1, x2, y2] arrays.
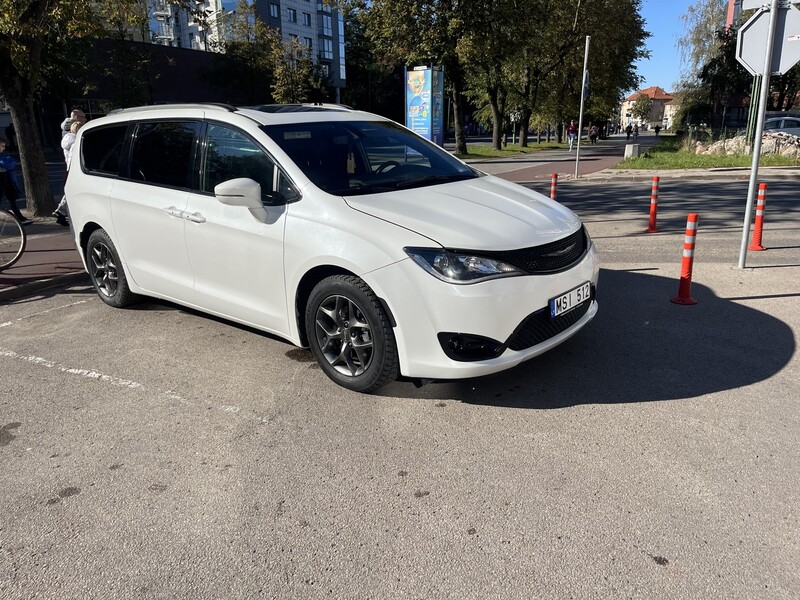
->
[[0, 271, 90, 303]]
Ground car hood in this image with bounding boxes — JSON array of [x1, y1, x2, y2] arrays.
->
[[343, 175, 582, 250]]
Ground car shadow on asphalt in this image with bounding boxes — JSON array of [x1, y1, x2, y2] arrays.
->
[[379, 268, 795, 405]]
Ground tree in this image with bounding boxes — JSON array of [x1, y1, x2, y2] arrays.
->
[[677, 0, 728, 81], [631, 93, 653, 122], [363, 0, 471, 154], [340, 6, 404, 120], [0, 0, 103, 216], [207, 0, 277, 104], [270, 35, 328, 103]]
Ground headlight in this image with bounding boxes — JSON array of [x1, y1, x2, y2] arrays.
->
[[405, 247, 524, 284]]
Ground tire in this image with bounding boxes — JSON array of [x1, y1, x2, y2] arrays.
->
[[305, 275, 399, 393], [86, 229, 138, 308], [0, 210, 26, 271]]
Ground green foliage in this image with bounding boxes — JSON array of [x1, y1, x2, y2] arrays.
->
[[631, 93, 653, 121], [271, 36, 323, 103]]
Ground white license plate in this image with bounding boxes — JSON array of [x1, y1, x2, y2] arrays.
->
[[549, 282, 591, 318]]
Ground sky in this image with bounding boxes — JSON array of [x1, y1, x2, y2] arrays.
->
[[634, 0, 697, 93]]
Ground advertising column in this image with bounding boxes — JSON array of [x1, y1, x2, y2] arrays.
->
[[405, 65, 445, 146]]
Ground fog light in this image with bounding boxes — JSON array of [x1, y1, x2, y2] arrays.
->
[[438, 333, 505, 362]]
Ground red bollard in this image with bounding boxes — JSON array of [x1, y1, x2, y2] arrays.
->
[[748, 182, 767, 251], [671, 213, 699, 305], [550, 173, 558, 201], [646, 176, 659, 233]]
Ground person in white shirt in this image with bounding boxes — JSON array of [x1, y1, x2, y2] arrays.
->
[[53, 120, 82, 226]]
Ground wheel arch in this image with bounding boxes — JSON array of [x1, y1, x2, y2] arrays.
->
[[79, 221, 104, 259], [294, 265, 396, 347]]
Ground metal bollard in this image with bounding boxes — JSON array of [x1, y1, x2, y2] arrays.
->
[[550, 173, 558, 201]]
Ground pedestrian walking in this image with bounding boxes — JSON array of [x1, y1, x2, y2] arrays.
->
[[54, 120, 82, 226], [625, 124, 633, 140], [0, 136, 31, 225], [589, 124, 599, 145], [566, 119, 577, 151], [633, 124, 639, 140]]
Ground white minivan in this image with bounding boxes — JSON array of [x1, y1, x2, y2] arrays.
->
[[66, 103, 599, 392]]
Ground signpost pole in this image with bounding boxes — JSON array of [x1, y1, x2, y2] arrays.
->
[[738, 0, 781, 269], [574, 35, 590, 179]]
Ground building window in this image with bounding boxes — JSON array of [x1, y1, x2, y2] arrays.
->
[[321, 38, 333, 60], [304, 37, 313, 49], [322, 14, 332, 36], [287, 8, 297, 22], [303, 12, 311, 26], [269, 3, 278, 18]]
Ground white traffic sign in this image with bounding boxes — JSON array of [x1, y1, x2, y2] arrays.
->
[[737, 4, 800, 75]]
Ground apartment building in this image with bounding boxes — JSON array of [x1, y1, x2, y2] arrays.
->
[[151, 0, 346, 98]]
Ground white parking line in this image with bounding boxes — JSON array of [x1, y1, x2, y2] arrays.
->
[[0, 300, 87, 328], [0, 347, 198, 409]]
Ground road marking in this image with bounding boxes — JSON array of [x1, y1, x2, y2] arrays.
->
[[0, 300, 87, 328], [0, 347, 193, 407]]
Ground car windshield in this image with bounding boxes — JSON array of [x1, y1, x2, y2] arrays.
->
[[261, 120, 480, 196]]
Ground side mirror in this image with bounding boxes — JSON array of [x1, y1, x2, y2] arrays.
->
[[214, 177, 267, 221]]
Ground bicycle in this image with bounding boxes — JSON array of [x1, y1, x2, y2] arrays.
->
[[0, 208, 27, 271]]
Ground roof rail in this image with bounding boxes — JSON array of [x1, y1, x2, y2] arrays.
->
[[107, 103, 237, 115], [246, 103, 354, 114]]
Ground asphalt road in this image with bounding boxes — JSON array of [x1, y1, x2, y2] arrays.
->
[[1, 179, 798, 599]]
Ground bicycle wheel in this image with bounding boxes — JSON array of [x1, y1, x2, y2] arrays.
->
[[0, 209, 27, 271]]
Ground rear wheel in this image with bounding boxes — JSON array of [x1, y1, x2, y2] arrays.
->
[[0, 210, 26, 271], [305, 275, 399, 392], [86, 229, 138, 308]]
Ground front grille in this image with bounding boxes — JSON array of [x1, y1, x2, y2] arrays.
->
[[505, 297, 592, 351], [471, 226, 588, 274]]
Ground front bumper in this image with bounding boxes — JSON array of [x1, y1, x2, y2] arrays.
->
[[365, 241, 600, 380]]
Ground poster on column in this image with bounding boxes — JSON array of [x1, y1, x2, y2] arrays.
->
[[405, 66, 445, 146]]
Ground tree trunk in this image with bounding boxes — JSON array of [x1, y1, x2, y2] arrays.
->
[[519, 109, 532, 147], [5, 94, 56, 217], [489, 86, 503, 151], [451, 79, 468, 155]]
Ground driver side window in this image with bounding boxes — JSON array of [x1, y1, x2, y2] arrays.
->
[[202, 124, 297, 205]]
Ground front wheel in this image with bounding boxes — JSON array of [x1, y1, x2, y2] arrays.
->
[[305, 275, 399, 393], [86, 229, 138, 308]]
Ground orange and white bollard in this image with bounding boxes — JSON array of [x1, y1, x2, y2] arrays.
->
[[748, 182, 767, 251], [671, 213, 699, 305], [550, 173, 558, 201], [646, 176, 659, 233]]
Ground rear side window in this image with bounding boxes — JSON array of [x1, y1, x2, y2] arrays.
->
[[129, 121, 200, 189], [81, 125, 128, 175]]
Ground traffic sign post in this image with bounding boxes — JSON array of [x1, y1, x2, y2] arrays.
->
[[735, 0, 800, 268]]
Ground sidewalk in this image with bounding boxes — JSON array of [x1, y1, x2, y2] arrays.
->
[[0, 218, 88, 303], [2, 135, 799, 302]]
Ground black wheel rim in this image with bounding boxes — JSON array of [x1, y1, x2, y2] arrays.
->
[[89, 241, 119, 298], [314, 294, 374, 377]]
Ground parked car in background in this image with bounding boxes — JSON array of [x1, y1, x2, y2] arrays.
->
[[764, 116, 800, 136], [66, 103, 600, 393]]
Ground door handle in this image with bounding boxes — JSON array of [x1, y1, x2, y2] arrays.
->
[[162, 206, 184, 218], [184, 212, 206, 223]]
